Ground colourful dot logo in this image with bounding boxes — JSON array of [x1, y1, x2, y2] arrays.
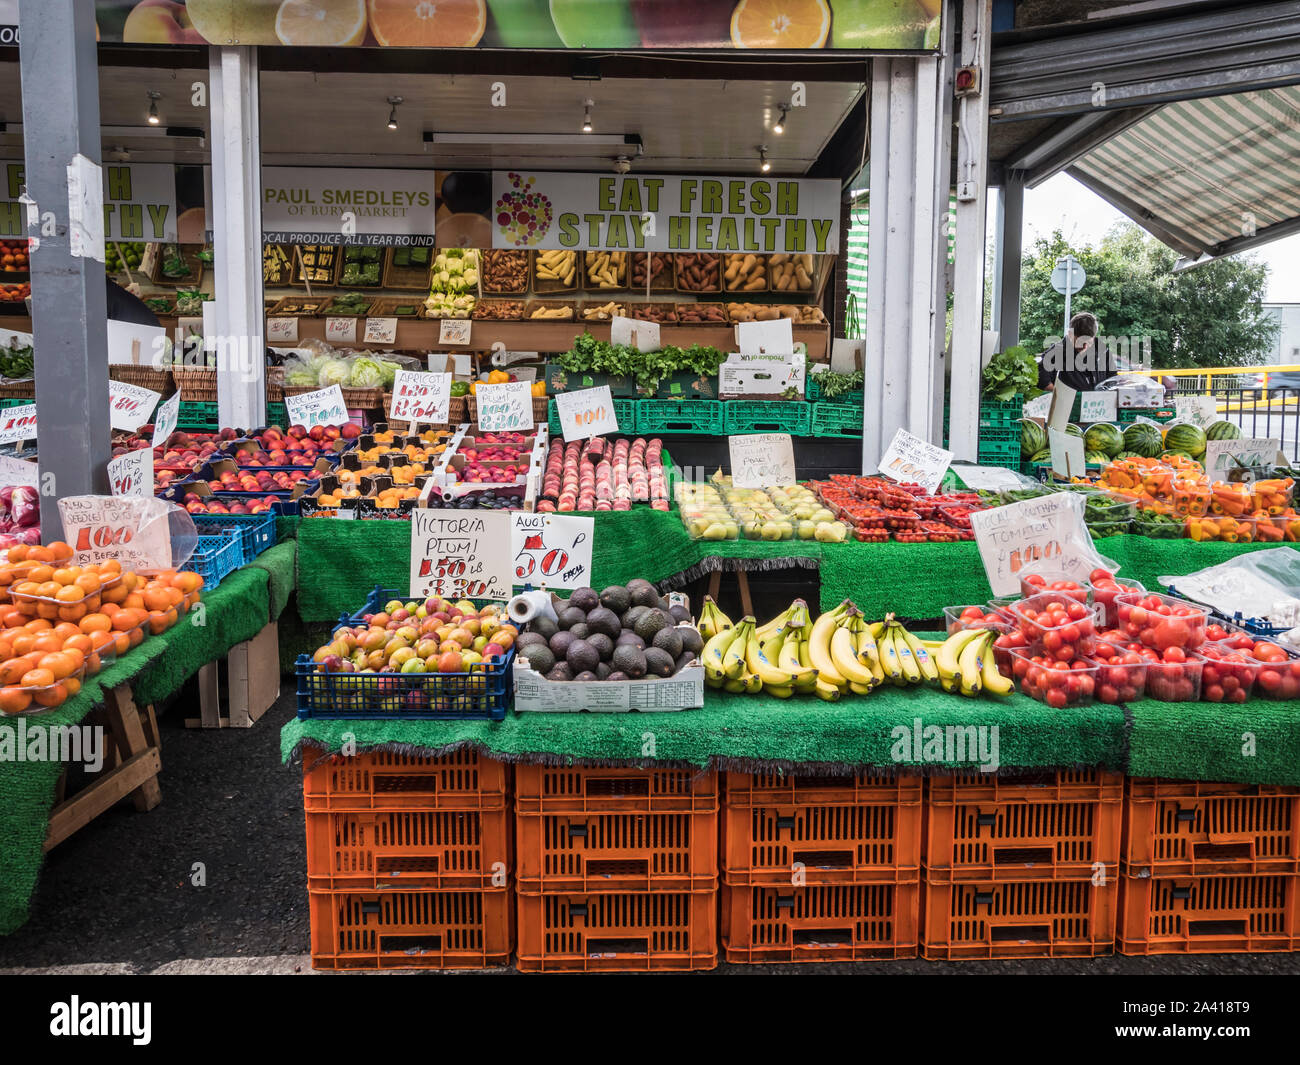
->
[[495, 173, 553, 248]]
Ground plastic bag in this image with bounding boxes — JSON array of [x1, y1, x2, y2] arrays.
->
[[1161, 546, 1300, 625], [57, 495, 197, 575]]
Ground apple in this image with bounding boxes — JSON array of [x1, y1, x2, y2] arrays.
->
[[400, 657, 426, 674], [438, 650, 463, 673]]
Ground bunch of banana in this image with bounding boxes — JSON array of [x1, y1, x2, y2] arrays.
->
[[932, 627, 1013, 698], [698, 596, 733, 641], [536, 249, 577, 285]]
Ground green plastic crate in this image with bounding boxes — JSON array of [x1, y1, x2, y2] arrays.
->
[[724, 400, 811, 436], [656, 372, 718, 401], [0, 397, 33, 410], [266, 402, 288, 426], [806, 375, 864, 404], [979, 397, 1024, 428], [1118, 407, 1176, 424], [177, 400, 221, 431], [811, 403, 864, 439], [637, 399, 725, 435], [544, 364, 638, 398], [548, 398, 637, 436]]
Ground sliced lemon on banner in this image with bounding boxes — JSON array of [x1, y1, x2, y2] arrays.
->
[[367, 0, 487, 47], [730, 0, 831, 48], [276, 0, 369, 47]]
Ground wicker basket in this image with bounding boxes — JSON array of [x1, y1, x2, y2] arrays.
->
[[109, 364, 175, 396], [467, 393, 548, 426], [448, 395, 468, 425], [172, 367, 218, 402], [0, 379, 34, 400]]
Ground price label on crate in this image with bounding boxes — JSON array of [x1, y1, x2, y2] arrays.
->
[[58, 494, 173, 573], [0, 403, 37, 445], [267, 317, 298, 343], [729, 432, 796, 488], [439, 318, 473, 346], [475, 380, 534, 432], [1079, 390, 1117, 424], [409, 509, 513, 601], [1174, 395, 1218, 428], [554, 385, 616, 441], [151, 392, 181, 449], [284, 385, 348, 429], [1048, 428, 1086, 479], [389, 370, 451, 425], [325, 317, 357, 344], [610, 316, 659, 353], [363, 317, 399, 345], [878, 427, 952, 493], [108, 380, 162, 432], [107, 448, 154, 499]]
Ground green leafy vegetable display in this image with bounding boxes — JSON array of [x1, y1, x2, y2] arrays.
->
[[981, 344, 1040, 401], [557, 332, 728, 394], [0, 338, 33, 379], [815, 369, 864, 398]]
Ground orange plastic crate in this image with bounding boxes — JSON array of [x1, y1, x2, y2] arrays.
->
[[305, 807, 512, 891], [515, 889, 717, 972], [724, 770, 922, 806], [514, 765, 717, 814], [302, 749, 509, 812], [722, 801, 922, 885], [928, 769, 1124, 805], [515, 810, 717, 892], [925, 795, 1121, 882], [722, 882, 920, 963], [922, 879, 1116, 960], [1124, 779, 1300, 877], [309, 888, 513, 970], [1118, 873, 1300, 954]]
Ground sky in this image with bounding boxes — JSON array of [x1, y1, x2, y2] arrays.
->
[[1018, 174, 1300, 305]]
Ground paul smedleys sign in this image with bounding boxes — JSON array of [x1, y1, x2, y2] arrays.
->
[[262, 167, 436, 246]]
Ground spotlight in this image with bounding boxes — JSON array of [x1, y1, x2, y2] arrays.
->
[[773, 105, 787, 135], [147, 91, 161, 126], [387, 96, 403, 130], [582, 99, 594, 133], [759, 146, 771, 173]]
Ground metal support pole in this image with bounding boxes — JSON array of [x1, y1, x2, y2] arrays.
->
[[861, 55, 951, 472], [948, 0, 993, 463], [209, 47, 265, 429], [994, 174, 1023, 348], [19, 2, 110, 535]]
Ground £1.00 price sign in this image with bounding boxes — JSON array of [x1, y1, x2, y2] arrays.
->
[[58, 495, 174, 573], [0, 403, 37, 445], [389, 370, 451, 425], [554, 385, 617, 441]]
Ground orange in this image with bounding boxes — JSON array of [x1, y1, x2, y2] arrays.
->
[[90, 631, 115, 652], [20, 667, 54, 688], [52, 567, 80, 586], [147, 610, 170, 636], [9, 633, 36, 657], [28, 566, 54, 583], [99, 559, 121, 575], [128, 625, 144, 648], [53, 622, 81, 641], [22, 618, 51, 632], [123, 592, 145, 611], [0, 638, 10, 660], [7, 545, 29, 563], [36, 581, 60, 599], [37, 652, 77, 680], [112, 632, 130, 656], [25, 546, 53, 563], [80, 613, 111, 634], [172, 572, 204, 594], [86, 652, 101, 674], [101, 603, 121, 618], [0, 657, 32, 685], [32, 683, 67, 708], [1, 608, 24, 628], [48, 541, 73, 561], [55, 585, 85, 603], [74, 573, 102, 595], [729, 0, 831, 48], [63, 676, 81, 697], [143, 587, 173, 613], [61, 646, 85, 669], [366, 0, 485, 47], [11, 581, 38, 596], [32, 635, 64, 655], [111, 609, 143, 632], [0, 686, 32, 714], [62, 633, 91, 653]]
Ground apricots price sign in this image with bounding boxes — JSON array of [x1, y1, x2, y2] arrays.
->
[[969, 492, 1105, 596], [878, 428, 952, 493], [390, 370, 451, 425], [108, 448, 153, 499], [410, 509, 513, 601], [58, 495, 173, 574], [554, 385, 617, 442], [284, 385, 348, 429]]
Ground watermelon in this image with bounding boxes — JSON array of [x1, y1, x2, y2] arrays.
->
[[1206, 420, 1241, 441], [1084, 422, 1124, 458], [1065, 423, 1083, 437], [1164, 423, 1207, 458], [1115, 451, 1142, 460], [1030, 448, 1051, 464], [1122, 422, 1163, 458], [1085, 450, 1109, 465], [1020, 418, 1047, 457]]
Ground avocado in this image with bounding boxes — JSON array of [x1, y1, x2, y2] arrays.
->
[[573, 670, 599, 683], [678, 627, 704, 656], [557, 606, 587, 631], [615, 630, 645, 650], [599, 585, 632, 615], [568, 587, 600, 613], [568, 622, 591, 641], [652, 626, 683, 659], [549, 630, 577, 659], [634, 608, 672, 643], [516, 631, 548, 650], [627, 579, 661, 608], [586, 632, 614, 661], [643, 647, 676, 678], [611, 644, 647, 679], [674, 650, 696, 674], [546, 662, 573, 682], [524, 644, 557, 675], [622, 605, 649, 630], [530, 615, 558, 640], [595, 661, 613, 680], [585, 606, 621, 640], [669, 604, 691, 624], [566, 638, 600, 675], [606, 671, 629, 682]]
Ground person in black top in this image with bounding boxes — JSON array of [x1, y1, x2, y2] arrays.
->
[[105, 276, 161, 328], [1037, 312, 1116, 393]]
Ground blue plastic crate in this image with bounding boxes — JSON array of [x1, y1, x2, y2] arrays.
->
[[191, 511, 276, 563], [184, 534, 242, 589], [294, 654, 512, 722]]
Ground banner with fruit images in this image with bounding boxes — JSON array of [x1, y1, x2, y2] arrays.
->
[[94, 1, 940, 52], [491, 172, 840, 253]]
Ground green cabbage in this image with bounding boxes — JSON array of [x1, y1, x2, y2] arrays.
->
[[347, 357, 385, 388], [317, 358, 351, 387], [378, 360, 399, 388]]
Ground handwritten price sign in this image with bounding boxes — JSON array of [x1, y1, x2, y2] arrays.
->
[[363, 317, 398, 345], [475, 380, 534, 432], [969, 492, 1103, 596], [0, 403, 37, 445], [151, 392, 181, 449], [108, 380, 162, 432], [729, 432, 796, 488], [389, 370, 451, 425], [554, 385, 617, 441], [878, 427, 953, 493], [409, 509, 513, 601], [267, 317, 298, 343], [284, 385, 348, 429], [107, 448, 154, 499], [325, 317, 358, 344], [58, 495, 174, 573], [439, 319, 472, 346], [511, 512, 594, 591]]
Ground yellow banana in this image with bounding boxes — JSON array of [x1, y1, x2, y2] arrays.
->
[[877, 625, 905, 681], [698, 596, 733, 641], [746, 627, 796, 687], [764, 683, 795, 699], [742, 669, 763, 694], [957, 631, 990, 696], [850, 618, 886, 684], [890, 622, 923, 684], [848, 680, 874, 695], [814, 676, 842, 701], [792, 632, 820, 692], [702, 624, 741, 680], [721, 619, 753, 680], [807, 601, 852, 688], [756, 602, 799, 641], [896, 624, 940, 683], [981, 638, 1013, 696], [830, 621, 878, 687], [935, 627, 986, 692]]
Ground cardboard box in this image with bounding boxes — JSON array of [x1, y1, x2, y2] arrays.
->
[[718, 352, 806, 400], [513, 658, 705, 713]]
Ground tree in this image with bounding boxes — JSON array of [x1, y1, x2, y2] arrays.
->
[[1018, 223, 1278, 369]]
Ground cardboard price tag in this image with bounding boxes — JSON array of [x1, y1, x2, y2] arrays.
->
[[267, 317, 298, 343], [878, 428, 953, 493], [0, 403, 37, 445], [1175, 395, 1219, 428], [1048, 382, 1077, 432], [511, 512, 594, 591], [151, 392, 181, 449], [58, 495, 174, 573], [325, 317, 358, 344], [554, 385, 617, 441], [610, 316, 660, 353], [439, 318, 473, 346], [363, 317, 399, 345], [475, 380, 534, 432], [0, 455, 39, 489], [1079, 390, 1117, 424], [1049, 428, 1086, 479], [284, 385, 348, 429], [951, 464, 1025, 491], [389, 370, 451, 425], [729, 433, 796, 488], [108, 380, 162, 432], [1205, 437, 1281, 477], [1022, 393, 1052, 419], [409, 509, 513, 601], [969, 493, 1099, 596], [108, 448, 154, 499]]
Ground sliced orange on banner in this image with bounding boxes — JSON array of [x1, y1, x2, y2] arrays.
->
[[730, 0, 831, 48], [367, 0, 486, 48], [276, 0, 369, 47]]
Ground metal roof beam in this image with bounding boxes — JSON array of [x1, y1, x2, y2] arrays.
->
[[991, 1, 1300, 120], [1063, 164, 1208, 257], [1000, 106, 1160, 186], [1176, 213, 1300, 269]]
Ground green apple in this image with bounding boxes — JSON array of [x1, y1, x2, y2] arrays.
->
[[400, 657, 427, 674]]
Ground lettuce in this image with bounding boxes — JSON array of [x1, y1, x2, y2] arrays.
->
[[317, 358, 352, 387], [347, 357, 385, 388]]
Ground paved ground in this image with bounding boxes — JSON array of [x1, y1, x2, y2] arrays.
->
[[1, 681, 1298, 976]]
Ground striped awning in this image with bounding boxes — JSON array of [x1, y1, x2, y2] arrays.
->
[[1069, 85, 1300, 257]]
